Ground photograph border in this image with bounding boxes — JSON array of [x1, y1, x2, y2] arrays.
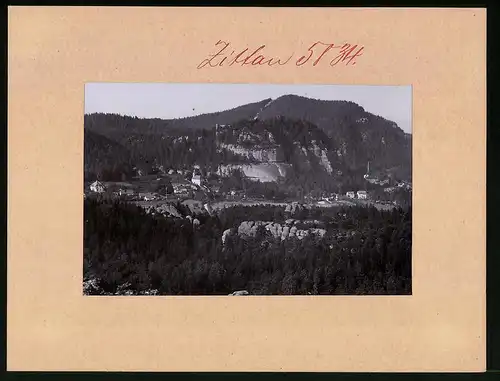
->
[[82, 82, 413, 297], [5, 2, 491, 375]]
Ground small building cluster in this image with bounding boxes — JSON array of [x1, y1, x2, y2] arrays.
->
[[396, 181, 412, 190], [363, 161, 390, 186], [346, 190, 368, 200], [173, 183, 196, 196], [89, 180, 106, 193], [322, 194, 339, 202], [384, 181, 412, 193], [365, 177, 390, 186], [357, 190, 368, 199]]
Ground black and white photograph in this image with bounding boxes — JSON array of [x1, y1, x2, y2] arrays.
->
[[83, 83, 412, 296]]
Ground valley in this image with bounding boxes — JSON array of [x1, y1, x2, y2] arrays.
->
[[83, 93, 412, 296]]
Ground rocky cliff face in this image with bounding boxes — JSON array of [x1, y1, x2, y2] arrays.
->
[[217, 163, 291, 182], [222, 219, 327, 243], [215, 116, 342, 184], [218, 143, 280, 162]]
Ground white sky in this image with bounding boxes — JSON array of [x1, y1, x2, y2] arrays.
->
[[85, 83, 412, 133]]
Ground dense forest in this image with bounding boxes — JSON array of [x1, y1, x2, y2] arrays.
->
[[84, 198, 412, 295], [84, 128, 252, 181]]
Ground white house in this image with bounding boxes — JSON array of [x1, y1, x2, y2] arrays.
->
[[346, 191, 355, 199], [191, 173, 202, 186], [357, 190, 368, 199], [90, 180, 106, 193]]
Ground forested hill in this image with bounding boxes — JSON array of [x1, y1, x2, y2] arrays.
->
[[84, 95, 412, 186], [256, 95, 411, 175], [85, 94, 410, 142], [257, 94, 406, 135]]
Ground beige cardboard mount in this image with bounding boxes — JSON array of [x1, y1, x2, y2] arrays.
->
[[8, 7, 486, 372]]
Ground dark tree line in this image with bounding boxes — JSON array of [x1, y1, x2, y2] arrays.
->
[[84, 198, 411, 295], [85, 100, 270, 134]]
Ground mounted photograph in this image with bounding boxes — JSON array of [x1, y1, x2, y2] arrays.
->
[[83, 83, 412, 296]]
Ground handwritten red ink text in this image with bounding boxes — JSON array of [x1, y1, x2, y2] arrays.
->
[[197, 40, 364, 69]]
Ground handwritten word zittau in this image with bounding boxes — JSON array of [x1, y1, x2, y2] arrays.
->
[[197, 40, 364, 69]]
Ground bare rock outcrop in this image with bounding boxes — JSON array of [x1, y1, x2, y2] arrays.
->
[[225, 219, 327, 243]]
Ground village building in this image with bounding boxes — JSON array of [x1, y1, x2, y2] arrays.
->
[[173, 183, 191, 196], [346, 191, 355, 199], [191, 173, 202, 186], [357, 190, 368, 199], [397, 181, 412, 190], [89, 180, 106, 193], [322, 193, 339, 202]]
